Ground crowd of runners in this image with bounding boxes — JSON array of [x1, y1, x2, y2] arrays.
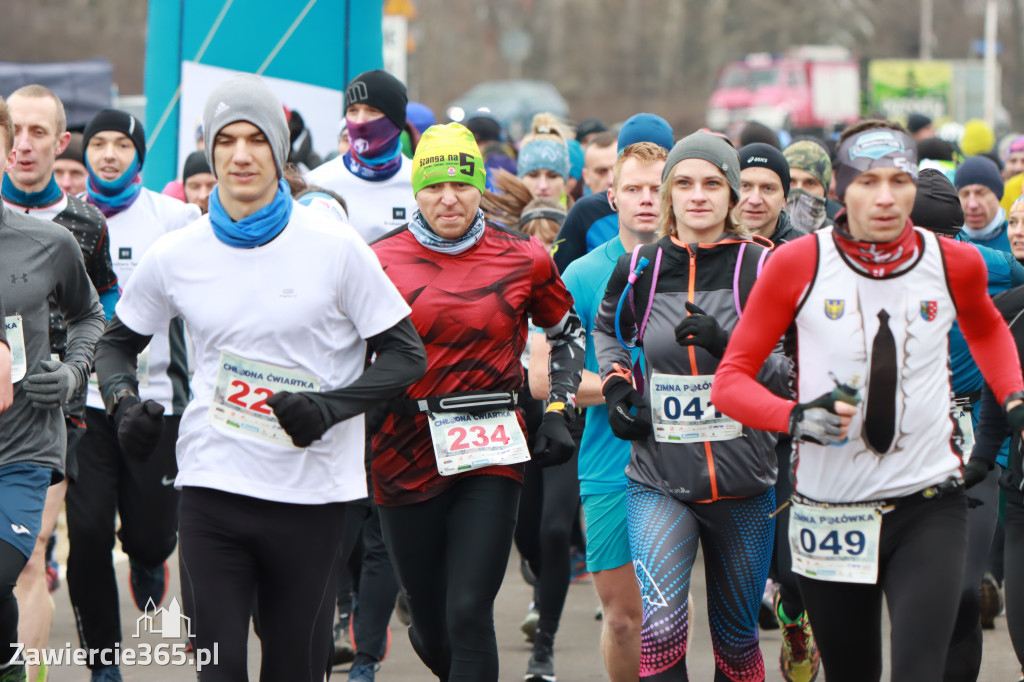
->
[[0, 60, 1023, 682]]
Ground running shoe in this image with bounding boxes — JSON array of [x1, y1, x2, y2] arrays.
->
[[520, 602, 540, 643], [332, 617, 355, 666], [775, 592, 820, 682], [89, 666, 123, 682], [128, 559, 169, 612], [0, 664, 25, 682], [347, 662, 381, 681], [759, 578, 780, 630], [524, 629, 556, 681], [979, 572, 1002, 630]]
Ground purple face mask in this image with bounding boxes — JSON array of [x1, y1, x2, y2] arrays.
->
[[346, 115, 402, 161]]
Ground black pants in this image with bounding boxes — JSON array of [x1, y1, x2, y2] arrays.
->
[[0, 540, 27, 666], [178, 487, 346, 682], [65, 407, 180, 659], [770, 435, 803, 617], [944, 471, 1000, 682], [1002, 488, 1024, 674], [799, 491, 968, 682], [379, 475, 520, 682], [514, 449, 580, 635], [337, 497, 399, 665]]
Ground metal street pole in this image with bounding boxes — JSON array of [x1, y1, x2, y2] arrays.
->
[[920, 0, 934, 60], [983, 0, 998, 128]]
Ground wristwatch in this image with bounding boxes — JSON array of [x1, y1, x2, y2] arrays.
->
[[545, 400, 575, 421]]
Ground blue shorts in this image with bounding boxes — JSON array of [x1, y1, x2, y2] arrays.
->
[[0, 462, 51, 557], [581, 489, 632, 573]]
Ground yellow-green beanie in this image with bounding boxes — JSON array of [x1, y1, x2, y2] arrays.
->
[[411, 123, 486, 195], [961, 119, 995, 157]]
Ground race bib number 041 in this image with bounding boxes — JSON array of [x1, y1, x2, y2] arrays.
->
[[5, 315, 26, 383], [208, 352, 320, 448], [650, 372, 741, 443], [789, 498, 883, 584], [427, 409, 530, 476]]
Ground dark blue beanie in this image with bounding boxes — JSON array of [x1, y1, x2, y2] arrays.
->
[[617, 113, 674, 153], [954, 155, 1004, 199]]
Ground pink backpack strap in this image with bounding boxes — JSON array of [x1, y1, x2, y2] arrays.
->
[[636, 248, 662, 342]]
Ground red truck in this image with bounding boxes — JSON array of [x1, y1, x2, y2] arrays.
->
[[706, 46, 861, 136]]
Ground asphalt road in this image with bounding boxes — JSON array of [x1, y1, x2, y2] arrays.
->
[[38, 541, 1024, 681]]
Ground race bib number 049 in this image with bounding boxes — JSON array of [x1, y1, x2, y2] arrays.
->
[[428, 409, 530, 476], [650, 372, 741, 443], [208, 352, 320, 449], [5, 315, 26, 383], [789, 498, 883, 584]]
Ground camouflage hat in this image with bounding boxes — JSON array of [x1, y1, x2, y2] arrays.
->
[[784, 140, 832, 193]]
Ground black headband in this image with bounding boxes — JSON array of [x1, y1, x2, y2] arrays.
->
[[519, 208, 567, 229]]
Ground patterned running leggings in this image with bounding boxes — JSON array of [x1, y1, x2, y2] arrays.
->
[[627, 481, 775, 681]]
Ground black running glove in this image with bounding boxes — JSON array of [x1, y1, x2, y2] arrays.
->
[[114, 396, 165, 460], [603, 376, 651, 441], [963, 457, 992, 489], [788, 391, 845, 445], [674, 302, 729, 358], [532, 411, 576, 467], [266, 391, 327, 448]]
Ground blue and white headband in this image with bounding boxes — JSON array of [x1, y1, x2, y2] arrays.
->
[[517, 139, 570, 180], [835, 128, 918, 201]]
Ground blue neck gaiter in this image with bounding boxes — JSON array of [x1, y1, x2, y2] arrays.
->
[[208, 179, 293, 248], [2, 173, 63, 207], [85, 154, 143, 217]]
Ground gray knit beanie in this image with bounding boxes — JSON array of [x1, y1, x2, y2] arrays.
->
[[663, 130, 741, 202], [203, 74, 289, 179]]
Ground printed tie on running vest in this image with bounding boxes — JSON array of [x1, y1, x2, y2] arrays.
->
[[864, 309, 897, 454]]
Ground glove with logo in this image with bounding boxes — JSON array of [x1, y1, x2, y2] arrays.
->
[[962, 457, 992, 489], [532, 411, 576, 467], [674, 302, 729, 358], [266, 391, 327, 448], [23, 359, 81, 410], [788, 390, 845, 445], [114, 395, 165, 459], [603, 376, 652, 441]]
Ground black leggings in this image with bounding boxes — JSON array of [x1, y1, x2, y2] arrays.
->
[[336, 498, 399, 665], [770, 436, 803, 617], [0, 540, 28, 665], [1002, 488, 1024, 674], [798, 491, 968, 682], [66, 407, 180, 656], [514, 383, 583, 635], [944, 471, 1000, 681], [178, 487, 346, 682], [379, 475, 520, 682], [515, 450, 580, 634]]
